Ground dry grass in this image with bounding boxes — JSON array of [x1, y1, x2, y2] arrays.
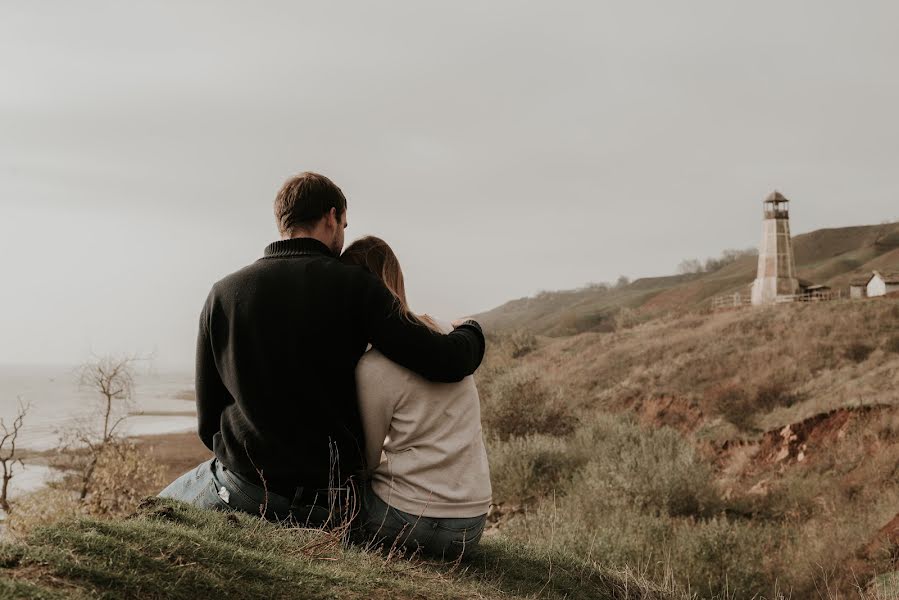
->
[[508, 299, 899, 436], [481, 298, 899, 599], [477, 222, 899, 337], [481, 368, 579, 441]]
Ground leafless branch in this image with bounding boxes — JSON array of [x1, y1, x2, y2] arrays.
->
[[0, 398, 30, 512], [68, 355, 141, 501]]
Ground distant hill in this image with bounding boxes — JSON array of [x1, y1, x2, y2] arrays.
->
[[476, 222, 899, 335]]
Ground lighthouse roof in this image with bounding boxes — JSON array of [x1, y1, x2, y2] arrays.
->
[[765, 191, 789, 203]]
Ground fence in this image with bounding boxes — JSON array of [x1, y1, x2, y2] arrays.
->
[[712, 289, 844, 310], [777, 289, 844, 303], [711, 293, 752, 310]]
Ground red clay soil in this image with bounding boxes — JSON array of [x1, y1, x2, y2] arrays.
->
[[716, 404, 893, 473], [753, 405, 890, 466]]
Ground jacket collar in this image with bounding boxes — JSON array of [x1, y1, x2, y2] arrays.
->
[[263, 237, 335, 258]]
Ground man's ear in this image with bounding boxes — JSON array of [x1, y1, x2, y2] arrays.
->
[[328, 207, 338, 228]]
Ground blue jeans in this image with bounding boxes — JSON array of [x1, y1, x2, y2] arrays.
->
[[158, 458, 330, 526], [357, 483, 487, 560]]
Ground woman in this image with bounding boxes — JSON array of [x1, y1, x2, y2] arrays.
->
[[342, 236, 492, 559]]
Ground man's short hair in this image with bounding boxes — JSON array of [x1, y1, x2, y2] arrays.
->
[[274, 172, 347, 236]]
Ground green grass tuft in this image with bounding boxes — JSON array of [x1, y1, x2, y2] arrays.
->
[[0, 498, 683, 600]]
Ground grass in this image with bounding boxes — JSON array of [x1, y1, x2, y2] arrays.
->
[[0, 498, 686, 600], [476, 222, 899, 336], [477, 297, 899, 599], [5, 296, 898, 598], [510, 298, 899, 434]]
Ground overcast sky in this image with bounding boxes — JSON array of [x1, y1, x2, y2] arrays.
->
[[2, 1, 898, 369]]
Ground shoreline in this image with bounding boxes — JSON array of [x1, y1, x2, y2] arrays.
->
[[10, 427, 212, 502], [1, 428, 211, 530], [129, 430, 213, 489]]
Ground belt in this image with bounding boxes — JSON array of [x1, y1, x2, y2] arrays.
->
[[242, 470, 351, 510]]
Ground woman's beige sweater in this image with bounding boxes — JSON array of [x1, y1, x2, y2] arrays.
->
[[356, 326, 492, 518]]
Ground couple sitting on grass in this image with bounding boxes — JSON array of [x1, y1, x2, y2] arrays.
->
[[159, 172, 492, 560]]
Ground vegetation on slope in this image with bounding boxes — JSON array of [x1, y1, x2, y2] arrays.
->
[[477, 222, 899, 336], [0, 498, 683, 600], [478, 297, 899, 599], [4, 294, 898, 599]]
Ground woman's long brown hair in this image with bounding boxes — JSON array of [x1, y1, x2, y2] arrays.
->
[[341, 236, 440, 332]]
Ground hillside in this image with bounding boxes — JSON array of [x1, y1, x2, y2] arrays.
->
[[0, 499, 682, 600], [477, 222, 899, 335], [476, 296, 899, 598]]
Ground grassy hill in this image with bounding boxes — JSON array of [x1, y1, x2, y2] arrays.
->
[[476, 222, 899, 336], [4, 227, 899, 599], [476, 296, 899, 598], [0, 499, 682, 600]]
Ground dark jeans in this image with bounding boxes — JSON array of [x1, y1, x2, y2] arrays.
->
[[158, 458, 331, 526], [357, 483, 486, 560]]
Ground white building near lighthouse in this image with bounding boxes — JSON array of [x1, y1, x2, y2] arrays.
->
[[866, 271, 899, 298]]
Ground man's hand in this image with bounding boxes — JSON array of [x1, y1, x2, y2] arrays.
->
[[452, 318, 474, 328]]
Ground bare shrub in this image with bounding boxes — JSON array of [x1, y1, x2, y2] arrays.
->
[[508, 330, 537, 359], [713, 378, 802, 431], [845, 342, 875, 363], [56, 356, 138, 501], [709, 384, 755, 431], [84, 441, 165, 517], [9, 441, 165, 535], [482, 371, 578, 441], [753, 378, 802, 412], [615, 307, 641, 330], [678, 258, 703, 275], [559, 310, 615, 335], [1, 399, 28, 512]]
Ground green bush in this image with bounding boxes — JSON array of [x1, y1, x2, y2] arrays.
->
[[671, 516, 780, 598], [489, 415, 720, 517], [482, 370, 578, 441], [571, 417, 720, 518], [487, 435, 587, 502]]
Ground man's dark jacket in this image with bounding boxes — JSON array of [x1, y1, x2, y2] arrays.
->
[[195, 237, 486, 500]]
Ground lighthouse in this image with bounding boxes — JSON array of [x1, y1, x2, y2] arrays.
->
[[750, 191, 800, 305]]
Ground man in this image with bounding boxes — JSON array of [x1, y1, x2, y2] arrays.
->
[[159, 172, 486, 525]]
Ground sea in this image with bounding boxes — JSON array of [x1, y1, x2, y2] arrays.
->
[[0, 364, 196, 499]]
